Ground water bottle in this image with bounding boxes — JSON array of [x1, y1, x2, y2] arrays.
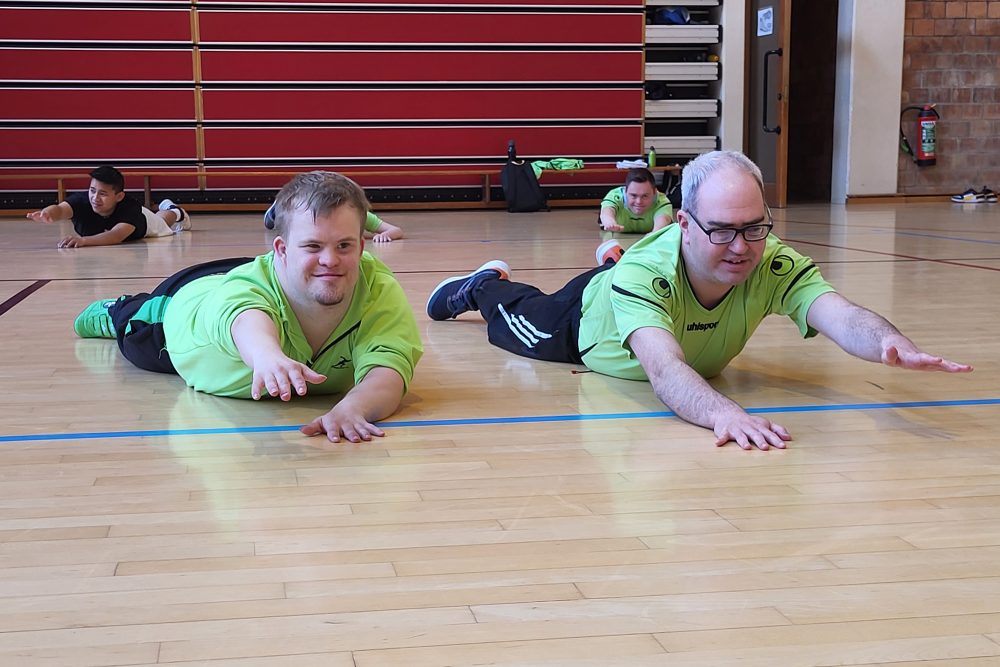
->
[[647, 146, 657, 168]]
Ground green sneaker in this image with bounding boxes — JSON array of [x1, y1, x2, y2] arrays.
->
[[73, 299, 117, 338]]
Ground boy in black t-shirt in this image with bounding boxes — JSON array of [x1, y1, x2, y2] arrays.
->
[[27, 165, 192, 248]]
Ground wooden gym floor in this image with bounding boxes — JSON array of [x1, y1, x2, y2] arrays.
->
[[0, 201, 999, 665]]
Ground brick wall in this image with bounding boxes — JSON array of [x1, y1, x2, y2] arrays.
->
[[900, 0, 1000, 195]]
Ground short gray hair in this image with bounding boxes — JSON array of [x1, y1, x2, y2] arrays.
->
[[271, 171, 370, 237], [681, 151, 764, 217]]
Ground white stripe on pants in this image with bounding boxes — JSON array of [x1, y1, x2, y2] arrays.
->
[[498, 303, 553, 349]]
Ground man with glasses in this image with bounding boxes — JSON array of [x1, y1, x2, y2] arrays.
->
[[427, 150, 971, 450]]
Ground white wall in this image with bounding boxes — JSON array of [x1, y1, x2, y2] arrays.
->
[[718, 0, 745, 151], [831, 0, 906, 202]]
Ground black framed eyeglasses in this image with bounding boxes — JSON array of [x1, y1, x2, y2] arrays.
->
[[686, 208, 773, 245]]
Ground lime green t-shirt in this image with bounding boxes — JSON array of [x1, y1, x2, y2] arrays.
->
[[364, 211, 383, 233], [600, 186, 673, 233], [163, 252, 423, 398], [578, 225, 835, 380]]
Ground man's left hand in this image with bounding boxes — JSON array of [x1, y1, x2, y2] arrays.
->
[[882, 340, 972, 373], [301, 403, 386, 443], [58, 235, 87, 248]]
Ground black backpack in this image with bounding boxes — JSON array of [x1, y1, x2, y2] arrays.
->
[[662, 169, 682, 210], [500, 140, 547, 213], [500, 160, 547, 213]]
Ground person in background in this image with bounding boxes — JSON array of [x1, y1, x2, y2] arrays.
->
[[27, 165, 191, 248], [598, 167, 673, 233]]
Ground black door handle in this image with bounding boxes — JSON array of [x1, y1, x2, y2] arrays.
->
[[763, 47, 783, 134]]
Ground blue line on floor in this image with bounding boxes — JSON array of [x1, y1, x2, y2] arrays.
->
[[2, 397, 998, 444]]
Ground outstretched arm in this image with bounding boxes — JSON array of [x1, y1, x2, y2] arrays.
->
[[599, 206, 624, 232], [369, 220, 403, 243], [231, 309, 327, 400], [628, 326, 791, 450], [27, 201, 73, 224], [806, 292, 972, 373], [300, 367, 405, 443]]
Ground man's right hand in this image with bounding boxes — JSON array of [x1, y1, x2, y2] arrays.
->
[[713, 411, 792, 451], [27, 210, 53, 223], [251, 354, 327, 401]]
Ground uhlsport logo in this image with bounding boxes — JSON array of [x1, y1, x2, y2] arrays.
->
[[651, 277, 672, 299], [686, 320, 719, 332], [770, 254, 794, 276], [331, 356, 351, 369]]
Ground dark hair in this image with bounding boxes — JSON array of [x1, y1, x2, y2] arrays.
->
[[271, 171, 370, 238], [89, 165, 125, 193], [624, 167, 657, 190]]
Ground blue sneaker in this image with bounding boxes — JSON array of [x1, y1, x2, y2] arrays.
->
[[73, 299, 117, 338], [263, 202, 277, 229], [426, 261, 510, 320]]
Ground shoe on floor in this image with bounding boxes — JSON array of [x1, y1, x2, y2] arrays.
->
[[426, 260, 511, 321], [158, 199, 192, 231], [980, 186, 998, 203], [951, 188, 985, 203], [264, 202, 277, 229], [73, 299, 117, 339], [596, 239, 625, 266]]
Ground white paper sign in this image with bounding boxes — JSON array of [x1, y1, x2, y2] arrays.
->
[[757, 7, 774, 37]]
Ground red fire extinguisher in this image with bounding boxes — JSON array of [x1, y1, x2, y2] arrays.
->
[[899, 104, 940, 166]]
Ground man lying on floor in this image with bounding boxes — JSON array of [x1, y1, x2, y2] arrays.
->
[[73, 171, 422, 443]]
